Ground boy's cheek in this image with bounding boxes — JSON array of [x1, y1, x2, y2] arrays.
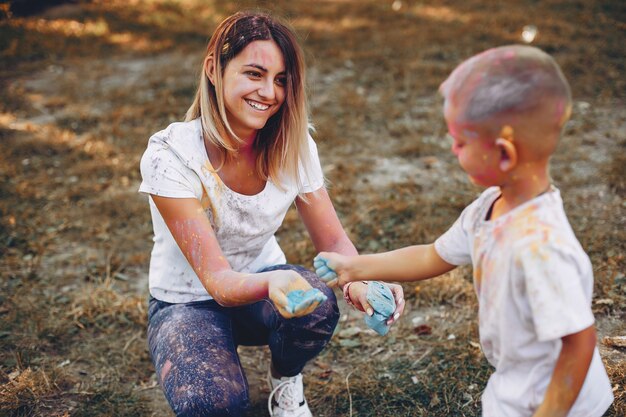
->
[[470, 168, 502, 187], [466, 172, 492, 187]]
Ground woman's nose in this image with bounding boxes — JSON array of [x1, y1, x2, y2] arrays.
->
[[258, 79, 276, 100]]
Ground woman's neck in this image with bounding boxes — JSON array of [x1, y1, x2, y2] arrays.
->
[[232, 130, 257, 155], [234, 134, 258, 166]]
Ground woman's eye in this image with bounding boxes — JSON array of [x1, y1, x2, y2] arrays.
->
[[275, 77, 286, 87], [245, 71, 262, 78]]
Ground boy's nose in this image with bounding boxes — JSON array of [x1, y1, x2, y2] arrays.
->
[[451, 141, 462, 156]]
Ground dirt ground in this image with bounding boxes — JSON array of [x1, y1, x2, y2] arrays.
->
[[0, 0, 624, 416]]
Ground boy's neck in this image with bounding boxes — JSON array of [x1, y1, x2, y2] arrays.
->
[[491, 162, 551, 220]]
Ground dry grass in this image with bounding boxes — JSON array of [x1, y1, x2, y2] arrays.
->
[[0, 368, 57, 413], [1, 0, 624, 416], [68, 278, 146, 329]]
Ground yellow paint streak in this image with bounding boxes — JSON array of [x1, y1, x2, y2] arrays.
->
[[500, 125, 514, 142]]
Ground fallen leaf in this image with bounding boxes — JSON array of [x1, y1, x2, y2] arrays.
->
[[318, 369, 333, 379], [414, 324, 432, 335]]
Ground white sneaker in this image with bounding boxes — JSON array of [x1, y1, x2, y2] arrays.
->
[[267, 369, 313, 417]]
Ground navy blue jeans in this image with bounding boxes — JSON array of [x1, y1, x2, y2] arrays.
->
[[147, 265, 339, 417]]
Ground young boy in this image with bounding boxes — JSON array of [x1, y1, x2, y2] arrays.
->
[[314, 45, 614, 417]]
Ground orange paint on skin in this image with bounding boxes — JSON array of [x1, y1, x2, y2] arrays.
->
[[500, 125, 514, 142], [169, 217, 235, 291], [206, 270, 268, 303]]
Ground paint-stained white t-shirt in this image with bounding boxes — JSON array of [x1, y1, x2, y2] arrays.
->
[[139, 118, 324, 303], [435, 186, 613, 417]]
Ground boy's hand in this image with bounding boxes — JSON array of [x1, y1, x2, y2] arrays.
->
[[268, 270, 326, 319], [313, 252, 351, 287]]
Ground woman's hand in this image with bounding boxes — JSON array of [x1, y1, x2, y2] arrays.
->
[[384, 283, 405, 325], [268, 270, 326, 319], [346, 281, 405, 326]]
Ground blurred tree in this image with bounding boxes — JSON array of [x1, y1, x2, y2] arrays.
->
[[9, 0, 86, 17]]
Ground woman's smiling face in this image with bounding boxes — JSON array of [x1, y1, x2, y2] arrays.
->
[[221, 39, 287, 140]]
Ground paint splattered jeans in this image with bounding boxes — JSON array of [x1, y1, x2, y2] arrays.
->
[[147, 264, 339, 417]]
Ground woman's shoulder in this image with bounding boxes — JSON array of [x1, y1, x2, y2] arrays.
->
[[142, 118, 205, 173], [149, 118, 202, 145]]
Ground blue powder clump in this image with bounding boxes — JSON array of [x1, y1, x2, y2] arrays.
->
[[364, 281, 396, 336], [286, 288, 327, 314]]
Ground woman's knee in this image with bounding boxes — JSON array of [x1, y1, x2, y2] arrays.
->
[[260, 264, 340, 336], [170, 382, 249, 417], [295, 288, 339, 340], [317, 290, 340, 332], [298, 267, 340, 333]]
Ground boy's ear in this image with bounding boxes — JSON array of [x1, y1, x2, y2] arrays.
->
[[204, 55, 216, 85], [495, 137, 517, 172]]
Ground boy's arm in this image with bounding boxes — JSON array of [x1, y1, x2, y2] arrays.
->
[[532, 325, 597, 417], [316, 244, 456, 287]]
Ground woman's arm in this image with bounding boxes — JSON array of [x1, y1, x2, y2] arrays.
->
[[152, 195, 321, 317], [532, 325, 597, 417], [296, 188, 406, 322], [295, 187, 357, 256]]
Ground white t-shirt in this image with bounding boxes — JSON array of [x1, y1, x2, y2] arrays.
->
[[139, 118, 324, 303], [435, 186, 613, 417]]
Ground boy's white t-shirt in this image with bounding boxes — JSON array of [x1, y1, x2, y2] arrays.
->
[[435, 187, 613, 417], [139, 119, 324, 303]]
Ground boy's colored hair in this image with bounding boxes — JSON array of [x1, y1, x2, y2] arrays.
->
[[440, 45, 572, 127]]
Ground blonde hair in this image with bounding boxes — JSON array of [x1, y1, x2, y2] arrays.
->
[[185, 11, 312, 191]]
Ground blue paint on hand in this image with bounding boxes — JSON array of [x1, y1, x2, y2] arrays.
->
[[286, 288, 327, 314], [313, 255, 338, 283], [364, 281, 396, 336]]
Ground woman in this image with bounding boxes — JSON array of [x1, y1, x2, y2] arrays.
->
[[139, 11, 405, 417]]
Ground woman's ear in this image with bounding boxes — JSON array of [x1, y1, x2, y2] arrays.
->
[[495, 137, 517, 172], [204, 55, 216, 85]]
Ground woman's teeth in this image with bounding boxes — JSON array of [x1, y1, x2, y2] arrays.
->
[[246, 100, 269, 110]]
